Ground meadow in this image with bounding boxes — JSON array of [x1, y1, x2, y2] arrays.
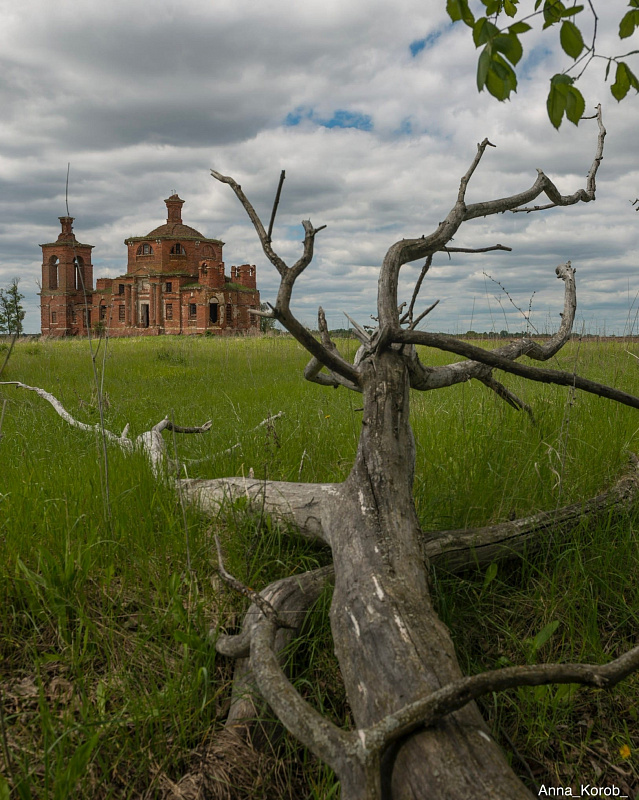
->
[[0, 334, 637, 798]]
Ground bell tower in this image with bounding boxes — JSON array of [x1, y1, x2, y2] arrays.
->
[[40, 216, 94, 336]]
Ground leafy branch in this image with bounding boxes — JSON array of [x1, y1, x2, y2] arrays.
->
[[446, 0, 639, 128]]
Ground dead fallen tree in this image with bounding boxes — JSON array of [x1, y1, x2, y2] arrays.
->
[[4, 106, 639, 799]]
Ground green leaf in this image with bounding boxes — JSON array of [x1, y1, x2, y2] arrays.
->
[[564, 4, 584, 16], [554, 683, 580, 702], [504, 0, 517, 17], [447, 0, 462, 21], [0, 775, 10, 800], [560, 20, 584, 59], [447, 0, 475, 25], [477, 47, 491, 90], [605, 59, 612, 81], [483, 562, 498, 589], [547, 82, 567, 128], [494, 32, 523, 64], [482, 0, 500, 14], [565, 85, 585, 124], [531, 620, 560, 651], [543, 0, 566, 28], [551, 72, 574, 86], [535, 0, 543, 9], [611, 61, 632, 101], [486, 53, 517, 99], [619, 9, 639, 38], [54, 734, 100, 800], [504, 0, 518, 16], [509, 21, 532, 34], [473, 17, 500, 47]]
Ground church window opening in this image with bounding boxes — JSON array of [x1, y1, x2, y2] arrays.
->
[[100, 305, 107, 321], [209, 302, 218, 324], [170, 243, 185, 255], [74, 257, 84, 291], [226, 303, 232, 323], [189, 303, 197, 319], [48, 256, 59, 289], [166, 303, 173, 320], [137, 244, 153, 255], [51, 311, 57, 323], [165, 281, 172, 292], [118, 283, 125, 295], [118, 305, 125, 321]]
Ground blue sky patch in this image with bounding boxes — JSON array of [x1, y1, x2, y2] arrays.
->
[[520, 45, 553, 80], [284, 107, 373, 131], [409, 29, 442, 57]]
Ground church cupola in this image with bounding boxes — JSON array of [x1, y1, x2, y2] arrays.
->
[[165, 194, 184, 224], [58, 216, 75, 239]]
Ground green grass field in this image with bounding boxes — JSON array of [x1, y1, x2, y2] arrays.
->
[[0, 335, 638, 798]]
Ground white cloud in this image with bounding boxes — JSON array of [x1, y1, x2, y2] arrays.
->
[[0, 0, 637, 336]]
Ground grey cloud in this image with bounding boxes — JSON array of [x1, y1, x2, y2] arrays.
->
[[0, 0, 637, 336]]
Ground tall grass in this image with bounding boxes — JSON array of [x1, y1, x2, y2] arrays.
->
[[0, 335, 637, 797]]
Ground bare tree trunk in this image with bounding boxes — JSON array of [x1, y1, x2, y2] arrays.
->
[[324, 349, 531, 798]]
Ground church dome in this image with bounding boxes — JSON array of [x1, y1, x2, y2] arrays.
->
[[144, 221, 206, 240], [125, 194, 221, 245]]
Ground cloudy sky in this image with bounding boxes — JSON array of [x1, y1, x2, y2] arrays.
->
[[1, 0, 637, 335]]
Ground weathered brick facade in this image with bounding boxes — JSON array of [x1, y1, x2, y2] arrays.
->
[[39, 195, 260, 337]]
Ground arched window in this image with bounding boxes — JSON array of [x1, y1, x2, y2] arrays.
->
[[201, 244, 213, 257], [136, 243, 153, 255], [170, 243, 185, 255], [48, 256, 59, 289]]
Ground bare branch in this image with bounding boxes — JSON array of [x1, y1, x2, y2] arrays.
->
[[267, 169, 285, 243], [377, 109, 605, 329], [214, 533, 295, 629], [216, 565, 333, 660], [212, 170, 360, 386], [394, 330, 639, 412], [343, 312, 371, 344], [457, 138, 496, 205], [408, 299, 440, 331], [440, 244, 512, 254], [0, 381, 131, 444], [364, 644, 639, 754], [249, 618, 368, 791], [180, 476, 335, 544], [0, 381, 212, 476], [401, 255, 432, 325], [301, 307, 363, 392], [165, 419, 213, 434], [476, 373, 535, 420], [248, 304, 276, 319], [423, 459, 639, 570], [318, 305, 338, 352], [403, 262, 576, 399], [304, 355, 362, 393], [210, 170, 288, 276], [290, 219, 327, 279]]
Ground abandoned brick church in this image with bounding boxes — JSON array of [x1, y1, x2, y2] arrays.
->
[[39, 194, 260, 336]]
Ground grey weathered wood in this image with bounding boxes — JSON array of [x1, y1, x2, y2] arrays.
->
[[206, 105, 639, 800]]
